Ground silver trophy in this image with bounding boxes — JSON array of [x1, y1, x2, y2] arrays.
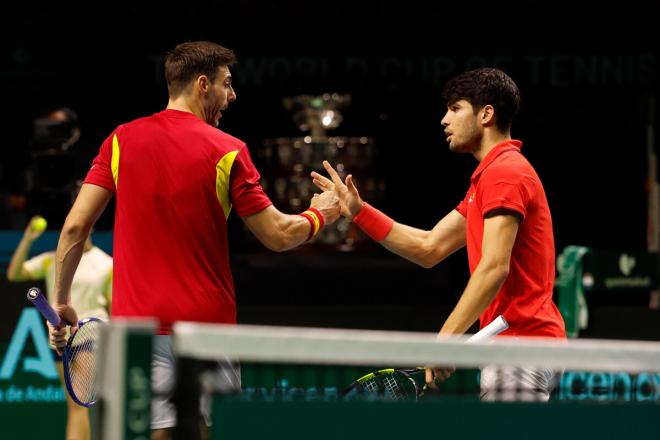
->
[[259, 93, 385, 251], [283, 93, 350, 138]]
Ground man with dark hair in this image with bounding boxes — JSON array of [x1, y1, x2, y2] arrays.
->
[[313, 67, 565, 401], [49, 40, 340, 438]]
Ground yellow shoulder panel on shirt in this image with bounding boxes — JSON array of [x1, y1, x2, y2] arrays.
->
[[111, 133, 120, 187], [215, 150, 239, 219]]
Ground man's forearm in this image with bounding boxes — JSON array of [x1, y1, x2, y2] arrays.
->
[[274, 214, 316, 252], [243, 205, 328, 252], [53, 226, 88, 305], [439, 264, 509, 335], [380, 223, 436, 267], [356, 208, 466, 269]]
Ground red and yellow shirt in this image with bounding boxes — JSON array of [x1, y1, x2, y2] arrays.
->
[[85, 109, 272, 332], [456, 140, 565, 338]]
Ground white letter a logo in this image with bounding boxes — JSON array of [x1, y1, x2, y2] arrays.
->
[[0, 308, 58, 379]]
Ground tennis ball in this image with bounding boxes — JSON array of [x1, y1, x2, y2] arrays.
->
[[32, 217, 48, 232]]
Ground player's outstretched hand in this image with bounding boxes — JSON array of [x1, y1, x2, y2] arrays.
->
[[310, 190, 341, 225], [311, 161, 364, 220]]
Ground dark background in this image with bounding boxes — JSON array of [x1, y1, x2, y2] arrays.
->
[[0, 4, 657, 333]]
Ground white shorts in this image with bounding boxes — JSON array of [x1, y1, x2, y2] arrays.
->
[[151, 335, 241, 430], [480, 365, 561, 402]]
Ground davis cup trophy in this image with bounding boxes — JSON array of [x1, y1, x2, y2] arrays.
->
[[258, 93, 386, 251]]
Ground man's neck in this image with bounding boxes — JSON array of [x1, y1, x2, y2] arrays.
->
[[473, 131, 511, 162], [166, 96, 203, 121]]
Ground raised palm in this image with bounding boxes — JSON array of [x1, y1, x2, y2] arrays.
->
[[311, 161, 363, 219]]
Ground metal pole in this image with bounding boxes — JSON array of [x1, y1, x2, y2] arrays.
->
[[647, 96, 659, 309]]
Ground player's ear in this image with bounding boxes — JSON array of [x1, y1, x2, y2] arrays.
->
[[196, 75, 210, 94], [480, 105, 496, 126]]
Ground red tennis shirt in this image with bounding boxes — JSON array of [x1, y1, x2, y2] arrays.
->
[[84, 109, 272, 332], [456, 140, 565, 338]]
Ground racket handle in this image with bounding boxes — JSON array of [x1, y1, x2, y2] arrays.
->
[[27, 287, 62, 327], [467, 315, 509, 343]]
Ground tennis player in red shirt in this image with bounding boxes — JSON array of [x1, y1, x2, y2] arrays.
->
[[49, 41, 339, 438], [313, 67, 565, 401]]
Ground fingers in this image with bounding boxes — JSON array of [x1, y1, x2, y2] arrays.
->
[[311, 178, 331, 192], [434, 368, 452, 382], [345, 174, 359, 195], [425, 367, 442, 391], [424, 366, 455, 390], [310, 174, 328, 188], [313, 191, 341, 225], [322, 160, 344, 186], [57, 305, 79, 329], [311, 171, 337, 194], [311, 190, 339, 209], [310, 171, 334, 187], [425, 367, 436, 390], [47, 322, 68, 354]]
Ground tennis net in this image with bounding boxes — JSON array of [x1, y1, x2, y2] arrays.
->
[[176, 323, 660, 439], [97, 321, 660, 440]]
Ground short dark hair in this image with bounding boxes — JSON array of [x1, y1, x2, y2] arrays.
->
[[442, 68, 520, 132], [164, 41, 236, 98]]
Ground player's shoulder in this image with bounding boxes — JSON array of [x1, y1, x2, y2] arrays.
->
[[491, 149, 535, 172], [198, 128, 249, 160], [209, 128, 247, 150], [483, 151, 539, 184], [117, 113, 160, 131], [107, 115, 152, 140]]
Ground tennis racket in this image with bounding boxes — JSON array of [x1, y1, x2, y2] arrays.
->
[[343, 367, 426, 401], [27, 286, 104, 407], [342, 315, 509, 401]]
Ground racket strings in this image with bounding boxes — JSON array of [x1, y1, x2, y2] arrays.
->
[[67, 321, 102, 404], [363, 378, 379, 393], [360, 374, 407, 400], [382, 375, 404, 400]]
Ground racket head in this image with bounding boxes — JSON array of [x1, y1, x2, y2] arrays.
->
[[343, 367, 425, 401], [62, 317, 104, 407]]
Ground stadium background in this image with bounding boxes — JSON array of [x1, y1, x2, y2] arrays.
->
[[0, 3, 657, 436]]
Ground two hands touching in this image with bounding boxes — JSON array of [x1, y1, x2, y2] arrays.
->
[[311, 160, 364, 220]]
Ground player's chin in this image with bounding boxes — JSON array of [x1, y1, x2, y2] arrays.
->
[[448, 141, 464, 153]]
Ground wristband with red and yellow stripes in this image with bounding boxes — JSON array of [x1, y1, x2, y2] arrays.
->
[[299, 207, 325, 241], [352, 202, 394, 241]]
